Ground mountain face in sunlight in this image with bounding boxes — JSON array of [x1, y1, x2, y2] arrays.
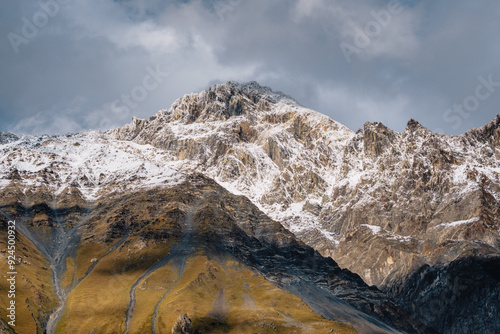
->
[[1, 82, 498, 333]]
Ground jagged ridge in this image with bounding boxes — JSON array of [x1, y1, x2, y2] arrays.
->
[[1, 81, 499, 333]]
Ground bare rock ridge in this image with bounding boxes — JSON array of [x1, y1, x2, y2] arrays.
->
[[363, 121, 398, 157], [0, 81, 498, 333]]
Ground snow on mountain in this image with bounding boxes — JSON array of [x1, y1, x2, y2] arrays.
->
[[2, 81, 499, 276], [1, 81, 499, 333], [0, 131, 184, 200], [432, 217, 481, 229], [104, 82, 500, 334], [108, 83, 500, 259], [108, 81, 356, 246], [2, 83, 499, 262]]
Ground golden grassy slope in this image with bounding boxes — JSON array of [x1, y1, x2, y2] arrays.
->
[[56, 236, 172, 333], [0, 229, 58, 334], [56, 247, 356, 334], [153, 256, 356, 334], [0, 183, 358, 334]]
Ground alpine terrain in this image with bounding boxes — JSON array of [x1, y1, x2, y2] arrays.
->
[[0, 81, 498, 333]]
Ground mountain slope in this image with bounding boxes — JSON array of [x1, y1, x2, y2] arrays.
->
[[110, 81, 355, 245], [0, 172, 431, 333], [108, 81, 500, 333], [1, 81, 498, 333]]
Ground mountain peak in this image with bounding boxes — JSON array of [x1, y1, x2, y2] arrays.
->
[[463, 114, 500, 146], [203, 81, 299, 106], [363, 121, 398, 157], [2, 83, 499, 334], [143, 80, 303, 126], [405, 118, 427, 132], [0, 131, 19, 144]]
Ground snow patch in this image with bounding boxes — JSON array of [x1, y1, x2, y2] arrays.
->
[[434, 217, 480, 229], [361, 224, 382, 234], [360, 224, 414, 243]]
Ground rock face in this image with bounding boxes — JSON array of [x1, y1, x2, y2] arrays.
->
[[392, 255, 500, 334], [109, 81, 354, 242], [1, 81, 499, 333], [108, 82, 500, 333], [172, 314, 192, 334]]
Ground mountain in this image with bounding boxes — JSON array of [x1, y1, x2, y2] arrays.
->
[[108, 81, 500, 333], [0, 81, 498, 333], [0, 131, 430, 333]]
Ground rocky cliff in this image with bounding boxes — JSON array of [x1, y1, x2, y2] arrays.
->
[[109, 81, 500, 333], [0, 81, 498, 333]]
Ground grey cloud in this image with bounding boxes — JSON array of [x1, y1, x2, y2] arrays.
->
[[1, 0, 499, 135]]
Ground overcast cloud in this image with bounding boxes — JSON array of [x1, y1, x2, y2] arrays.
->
[[1, 0, 499, 135]]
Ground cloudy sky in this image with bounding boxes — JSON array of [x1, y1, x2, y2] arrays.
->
[[1, 0, 499, 135]]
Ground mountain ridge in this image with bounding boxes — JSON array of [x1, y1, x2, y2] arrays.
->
[[0, 81, 499, 333], [108, 81, 499, 333]]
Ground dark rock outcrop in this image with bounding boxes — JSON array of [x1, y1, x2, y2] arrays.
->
[[391, 255, 500, 334], [172, 314, 192, 334]]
